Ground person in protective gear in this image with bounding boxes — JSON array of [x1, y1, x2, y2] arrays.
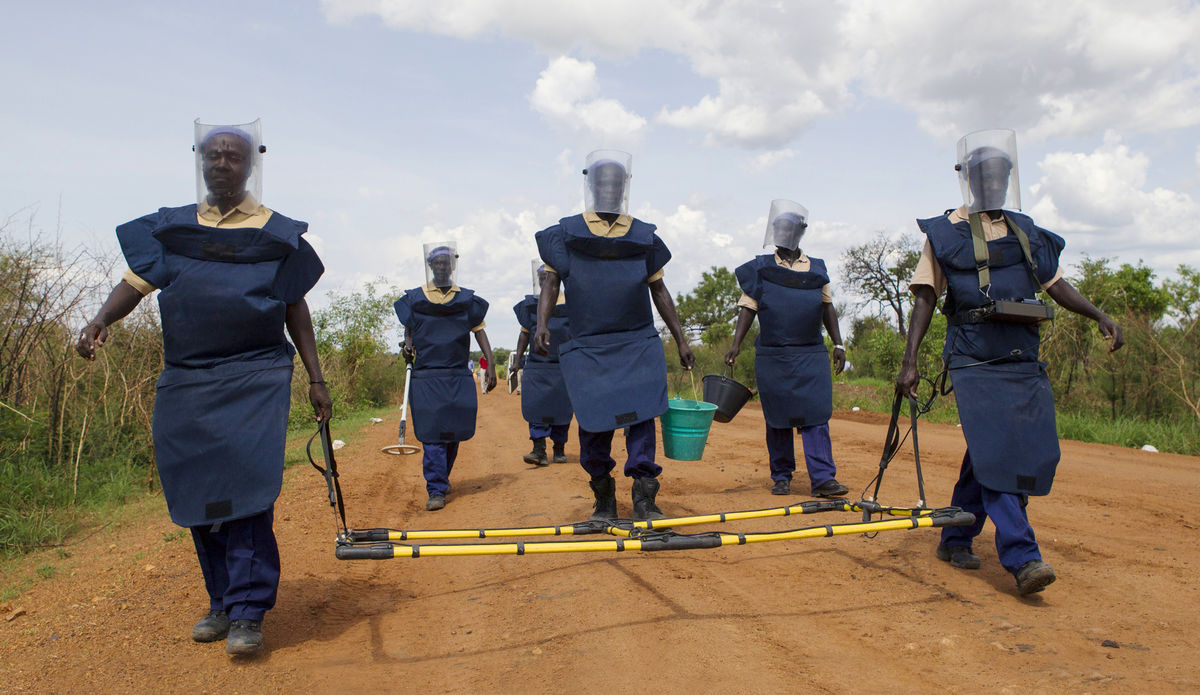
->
[[395, 243, 497, 511], [512, 263, 574, 465], [725, 202, 849, 498], [897, 129, 1124, 596], [535, 151, 695, 522], [75, 120, 330, 655]]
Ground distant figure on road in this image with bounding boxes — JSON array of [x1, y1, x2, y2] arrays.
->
[[395, 242, 496, 511], [512, 261, 574, 466]]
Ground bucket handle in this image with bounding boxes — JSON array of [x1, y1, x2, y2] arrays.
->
[[671, 367, 700, 399], [721, 360, 756, 397]]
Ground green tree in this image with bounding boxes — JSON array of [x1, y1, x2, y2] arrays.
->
[[674, 266, 742, 346], [1150, 265, 1200, 422], [840, 232, 922, 337], [309, 279, 403, 410]]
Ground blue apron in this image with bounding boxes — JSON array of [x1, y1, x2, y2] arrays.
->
[[513, 295, 573, 426], [919, 211, 1065, 495], [735, 255, 833, 429], [535, 214, 670, 431], [116, 204, 323, 527], [394, 288, 488, 443]]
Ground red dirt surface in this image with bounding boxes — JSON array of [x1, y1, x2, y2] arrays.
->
[[2, 395, 1198, 693]]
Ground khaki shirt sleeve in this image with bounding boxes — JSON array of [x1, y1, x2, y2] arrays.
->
[[122, 268, 157, 295], [542, 264, 556, 275], [1042, 267, 1063, 290], [647, 268, 665, 284], [908, 239, 947, 297], [821, 284, 833, 304], [736, 292, 759, 311], [520, 326, 531, 334], [472, 321, 487, 333]]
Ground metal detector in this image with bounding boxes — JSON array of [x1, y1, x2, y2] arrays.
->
[[381, 357, 421, 456]]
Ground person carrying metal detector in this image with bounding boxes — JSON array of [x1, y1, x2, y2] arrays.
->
[[534, 150, 695, 522], [75, 120, 330, 655], [512, 260, 574, 466], [394, 242, 497, 512], [726, 200, 850, 499], [896, 129, 1124, 596]]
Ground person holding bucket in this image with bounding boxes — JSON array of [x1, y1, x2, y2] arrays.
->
[[897, 129, 1122, 595], [534, 150, 694, 522], [726, 200, 849, 498], [75, 119, 330, 655], [394, 242, 497, 512], [512, 260, 573, 466]]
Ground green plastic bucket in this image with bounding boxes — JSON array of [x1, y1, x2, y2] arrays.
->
[[660, 397, 718, 461]]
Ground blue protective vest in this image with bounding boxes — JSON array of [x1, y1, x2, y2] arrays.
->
[[535, 214, 671, 431], [513, 295, 573, 425], [918, 211, 1066, 495], [735, 255, 833, 428], [116, 204, 324, 527], [394, 288, 488, 442], [919, 211, 1064, 366]]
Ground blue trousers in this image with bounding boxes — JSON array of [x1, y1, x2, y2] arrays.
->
[[579, 419, 660, 479], [939, 451, 1042, 574], [190, 506, 279, 622], [422, 442, 460, 497], [529, 422, 570, 443], [765, 422, 837, 489]]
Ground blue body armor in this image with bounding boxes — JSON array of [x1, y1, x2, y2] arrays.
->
[[536, 214, 671, 431], [117, 204, 323, 527], [735, 255, 832, 429], [394, 288, 488, 443], [514, 295, 573, 426]]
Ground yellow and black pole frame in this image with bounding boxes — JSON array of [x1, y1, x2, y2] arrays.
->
[[333, 502, 975, 560]]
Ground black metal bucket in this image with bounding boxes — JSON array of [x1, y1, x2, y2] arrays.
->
[[702, 368, 753, 423]]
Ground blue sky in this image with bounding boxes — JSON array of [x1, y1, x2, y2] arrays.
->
[[3, 0, 1198, 347]]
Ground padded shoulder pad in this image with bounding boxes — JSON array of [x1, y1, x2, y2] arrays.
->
[[535, 223, 570, 279], [513, 296, 537, 331], [647, 234, 672, 278], [734, 258, 763, 300], [273, 237, 324, 304], [468, 294, 489, 328], [393, 292, 414, 327]]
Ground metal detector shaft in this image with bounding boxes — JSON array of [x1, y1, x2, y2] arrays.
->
[[398, 359, 412, 446]]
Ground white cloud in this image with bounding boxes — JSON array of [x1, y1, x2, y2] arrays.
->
[[1026, 132, 1200, 271], [529, 56, 646, 144], [326, 0, 1200, 148], [842, 0, 1200, 141], [743, 148, 798, 172]]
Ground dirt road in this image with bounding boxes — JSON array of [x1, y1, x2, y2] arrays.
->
[[2, 393, 1198, 694]]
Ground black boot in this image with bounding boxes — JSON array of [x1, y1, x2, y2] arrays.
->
[[588, 476, 618, 520], [631, 477, 666, 521], [551, 442, 567, 464], [523, 438, 549, 466]]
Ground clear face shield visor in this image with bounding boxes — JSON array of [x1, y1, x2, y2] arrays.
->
[[531, 259, 548, 295], [583, 149, 632, 215], [762, 199, 809, 251], [194, 119, 264, 210], [423, 241, 459, 290], [956, 129, 1020, 213]]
